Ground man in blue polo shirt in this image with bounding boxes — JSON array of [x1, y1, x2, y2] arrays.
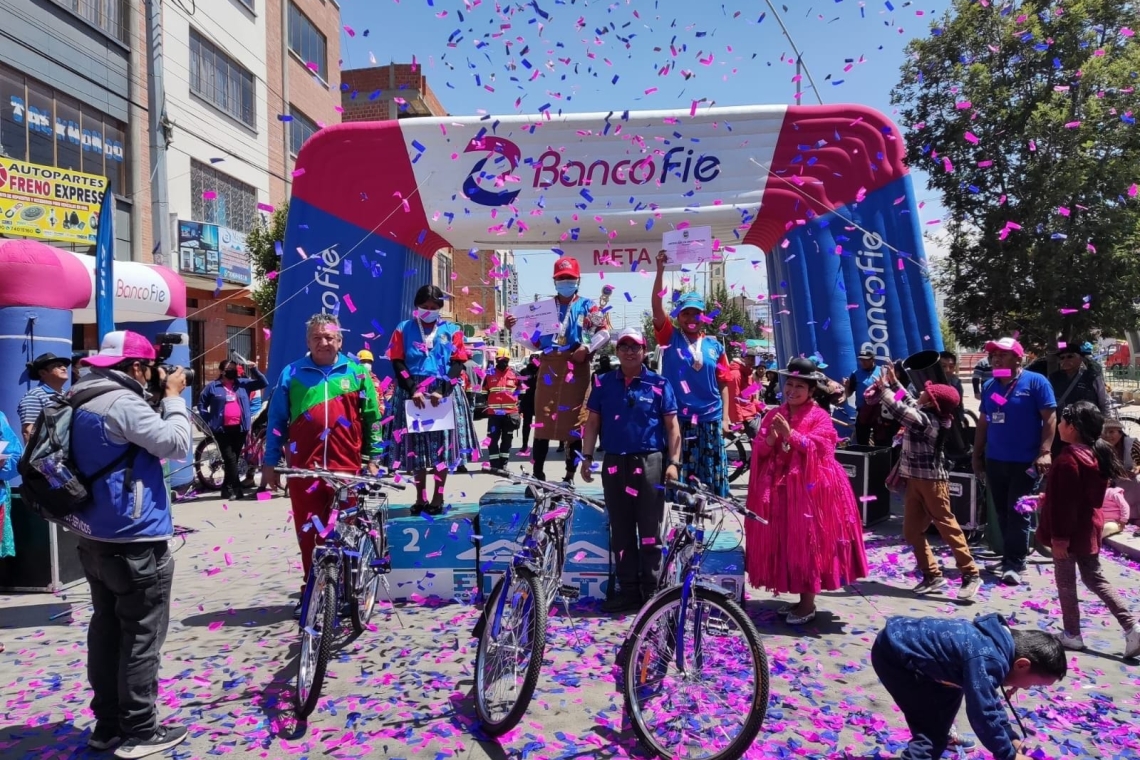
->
[[580, 326, 681, 613], [972, 337, 1056, 587], [17, 352, 72, 442]]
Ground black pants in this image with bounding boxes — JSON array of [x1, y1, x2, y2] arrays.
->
[[532, 438, 581, 481], [602, 452, 668, 599], [855, 420, 874, 446], [870, 635, 960, 760], [519, 410, 534, 450], [732, 417, 761, 463], [487, 414, 519, 469], [216, 425, 247, 497], [986, 458, 1036, 571], [77, 538, 174, 741]]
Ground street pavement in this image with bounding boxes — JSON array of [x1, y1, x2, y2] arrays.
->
[[3, 437, 1140, 759]]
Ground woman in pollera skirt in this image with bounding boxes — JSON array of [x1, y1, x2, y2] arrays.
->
[[745, 357, 869, 625], [386, 285, 480, 514]]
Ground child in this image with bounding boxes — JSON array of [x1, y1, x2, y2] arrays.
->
[[873, 368, 982, 599], [1037, 401, 1140, 657], [872, 614, 1067, 760]]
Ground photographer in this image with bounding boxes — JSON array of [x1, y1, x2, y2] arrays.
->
[[68, 331, 192, 757]]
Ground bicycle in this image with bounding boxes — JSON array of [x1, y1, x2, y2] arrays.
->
[[193, 408, 268, 492], [471, 468, 606, 736], [274, 466, 406, 718], [618, 478, 770, 760]]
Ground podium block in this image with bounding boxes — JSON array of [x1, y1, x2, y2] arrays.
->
[[0, 494, 85, 593], [385, 502, 480, 603]]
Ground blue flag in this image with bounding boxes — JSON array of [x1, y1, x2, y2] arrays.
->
[[94, 185, 115, 342]]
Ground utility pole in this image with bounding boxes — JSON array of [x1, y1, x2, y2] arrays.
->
[[145, 0, 172, 266]]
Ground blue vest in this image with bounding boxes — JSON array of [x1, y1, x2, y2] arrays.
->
[[67, 406, 172, 542], [395, 319, 462, 378]]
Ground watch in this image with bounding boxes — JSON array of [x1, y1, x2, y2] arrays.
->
[[667, 460, 682, 469]]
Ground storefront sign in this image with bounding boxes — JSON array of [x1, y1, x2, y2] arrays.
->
[[177, 220, 252, 286], [0, 157, 108, 245]]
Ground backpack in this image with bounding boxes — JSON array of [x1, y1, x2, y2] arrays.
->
[[17, 385, 138, 521]]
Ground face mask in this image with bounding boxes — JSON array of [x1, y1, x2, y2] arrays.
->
[[415, 308, 441, 323], [224, 369, 238, 380], [361, 362, 372, 373], [496, 360, 509, 370], [554, 279, 579, 297]]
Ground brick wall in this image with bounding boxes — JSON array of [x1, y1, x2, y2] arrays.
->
[[186, 288, 266, 395], [267, 0, 342, 206], [340, 64, 448, 122], [450, 248, 501, 331]]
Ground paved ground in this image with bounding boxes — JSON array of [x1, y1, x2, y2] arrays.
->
[[3, 441, 1140, 759]]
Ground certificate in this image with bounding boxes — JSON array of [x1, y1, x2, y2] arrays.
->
[[509, 298, 562, 343], [663, 226, 714, 266], [404, 396, 456, 432]]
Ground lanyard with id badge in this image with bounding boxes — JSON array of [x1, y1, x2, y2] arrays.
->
[[990, 373, 1021, 424]]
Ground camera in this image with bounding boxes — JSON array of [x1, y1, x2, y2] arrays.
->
[[151, 333, 195, 395]]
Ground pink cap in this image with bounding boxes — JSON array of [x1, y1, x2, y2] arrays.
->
[[984, 337, 1024, 358], [82, 331, 157, 368]]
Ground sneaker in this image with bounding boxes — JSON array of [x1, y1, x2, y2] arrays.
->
[[1125, 625, 1140, 659], [912, 576, 948, 595], [601, 594, 642, 614], [958, 575, 983, 601], [88, 723, 121, 751], [1058, 631, 1086, 651], [1001, 569, 1021, 586], [114, 725, 188, 759], [947, 724, 977, 750]]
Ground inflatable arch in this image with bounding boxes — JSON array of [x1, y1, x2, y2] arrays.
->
[[0, 238, 193, 487], [268, 104, 941, 387]]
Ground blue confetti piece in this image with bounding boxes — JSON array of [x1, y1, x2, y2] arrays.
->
[[411, 139, 425, 152]]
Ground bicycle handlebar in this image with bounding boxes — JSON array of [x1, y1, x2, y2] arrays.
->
[[273, 466, 408, 491], [665, 479, 768, 525], [485, 467, 606, 513]]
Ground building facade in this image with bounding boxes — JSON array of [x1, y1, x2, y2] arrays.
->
[[161, 0, 341, 391]]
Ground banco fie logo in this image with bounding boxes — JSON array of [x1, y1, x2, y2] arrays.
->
[[463, 136, 522, 208]]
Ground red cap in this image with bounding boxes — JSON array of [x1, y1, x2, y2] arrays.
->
[[553, 256, 581, 279], [924, 382, 961, 419]]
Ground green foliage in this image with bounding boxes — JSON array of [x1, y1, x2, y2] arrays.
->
[[892, 1, 1140, 352], [246, 203, 289, 329], [940, 315, 959, 354], [639, 284, 766, 353]]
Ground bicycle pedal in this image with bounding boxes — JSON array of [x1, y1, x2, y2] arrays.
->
[[705, 617, 732, 636], [557, 584, 581, 602]]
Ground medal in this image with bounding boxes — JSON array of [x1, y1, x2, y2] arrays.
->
[[553, 335, 567, 346], [683, 333, 704, 370]]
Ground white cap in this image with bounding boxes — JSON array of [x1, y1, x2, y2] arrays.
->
[[615, 326, 646, 345]]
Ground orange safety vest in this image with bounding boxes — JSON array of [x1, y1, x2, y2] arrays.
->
[[483, 368, 521, 415]]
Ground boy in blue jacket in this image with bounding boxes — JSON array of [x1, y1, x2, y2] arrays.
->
[[872, 614, 1066, 760]]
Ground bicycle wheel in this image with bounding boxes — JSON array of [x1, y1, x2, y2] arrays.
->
[[1119, 416, 1140, 442], [623, 586, 769, 760], [474, 567, 548, 736], [351, 526, 384, 633], [295, 562, 338, 719], [194, 438, 225, 491]]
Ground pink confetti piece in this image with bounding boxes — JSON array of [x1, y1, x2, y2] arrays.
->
[[207, 620, 224, 631], [202, 190, 217, 200], [625, 486, 638, 497], [989, 393, 1008, 406]]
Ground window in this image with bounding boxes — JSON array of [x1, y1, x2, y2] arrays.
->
[[226, 325, 253, 361], [53, 0, 129, 44], [288, 3, 328, 80], [434, 250, 453, 291], [191, 159, 259, 233], [288, 106, 319, 156], [189, 29, 256, 127], [80, 104, 105, 178], [0, 68, 27, 161], [234, 0, 254, 10], [55, 95, 82, 171], [27, 82, 55, 168]]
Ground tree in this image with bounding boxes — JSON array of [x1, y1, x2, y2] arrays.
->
[[891, 1, 1140, 352], [940, 315, 959, 355], [246, 202, 289, 329]]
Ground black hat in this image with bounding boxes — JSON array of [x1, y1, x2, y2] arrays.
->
[[857, 349, 875, 360], [777, 357, 829, 384], [28, 352, 72, 374]]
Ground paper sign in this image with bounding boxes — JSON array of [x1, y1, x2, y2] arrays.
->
[[509, 298, 562, 343], [405, 396, 456, 432], [663, 225, 714, 265]]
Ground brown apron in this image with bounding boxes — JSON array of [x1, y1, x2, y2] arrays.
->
[[534, 351, 591, 441]]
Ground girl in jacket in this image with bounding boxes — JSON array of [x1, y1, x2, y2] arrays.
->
[[386, 285, 479, 514], [197, 359, 268, 500], [1038, 401, 1140, 657]]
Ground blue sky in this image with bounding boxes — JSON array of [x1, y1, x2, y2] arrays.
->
[[339, 0, 954, 328]]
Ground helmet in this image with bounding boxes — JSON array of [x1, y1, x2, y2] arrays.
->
[[495, 348, 510, 360], [358, 349, 374, 362]]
